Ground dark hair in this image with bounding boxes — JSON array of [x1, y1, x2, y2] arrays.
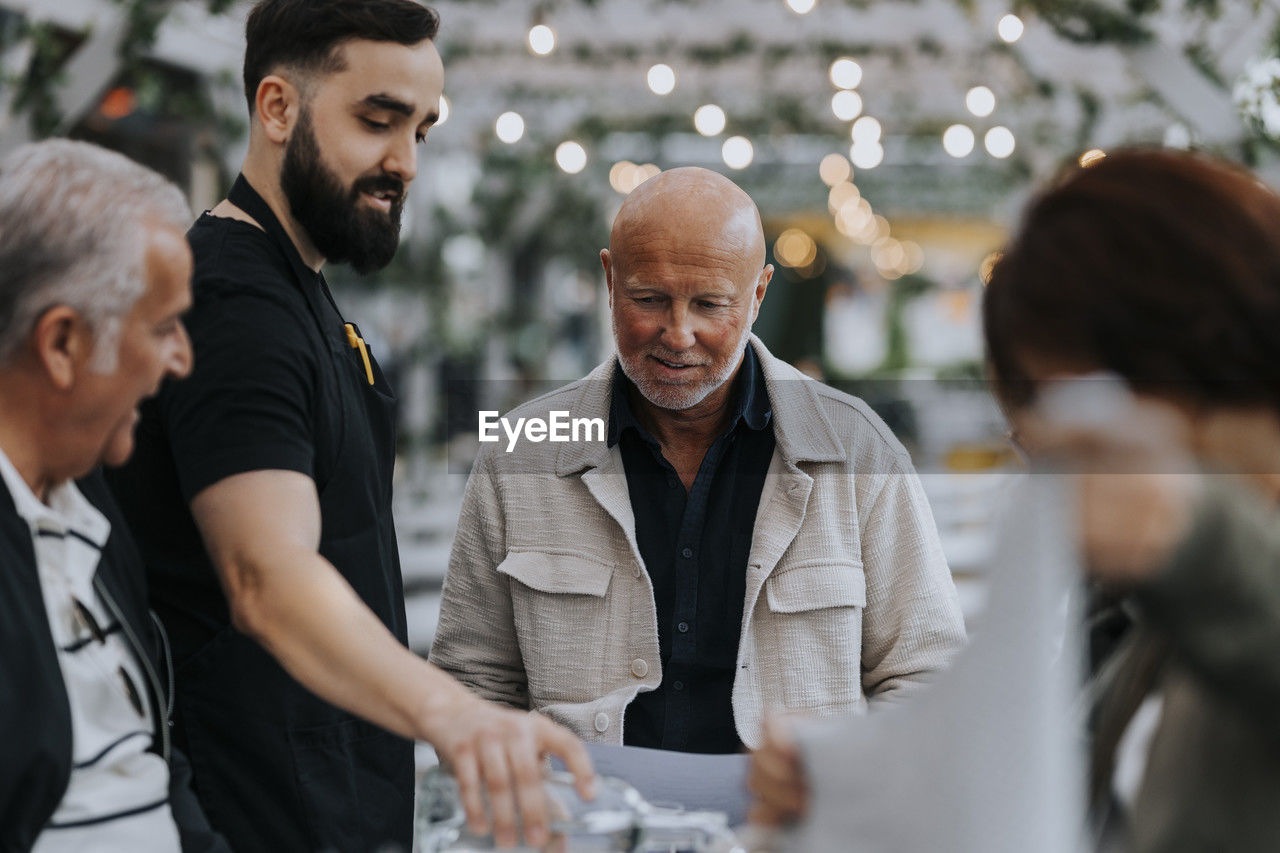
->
[[983, 148, 1280, 414], [243, 0, 440, 111]]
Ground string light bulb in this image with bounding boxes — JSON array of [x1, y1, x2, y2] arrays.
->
[[984, 126, 1015, 159], [829, 58, 863, 89], [851, 116, 881, 144], [831, 90, 863, 121], [694, 104, 726, 136], [849, 141, 883, 170], [819, 154, 852, 187], [528, 24, 556, 55], [495, 111, 524, 143], [722, 136, 754, 169], [942, 124, 975, 158], [555, 141, 587, 174], [647, 64, 676, 95], [965, 86, 996, 118], [997, 14, 1024, 43]]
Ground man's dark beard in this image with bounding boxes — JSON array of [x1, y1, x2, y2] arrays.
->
[[280, 110, 405, 274]]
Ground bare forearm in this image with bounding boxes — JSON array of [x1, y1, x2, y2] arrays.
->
[[232, 547, 471, 742], [189, 469, 595, 848]]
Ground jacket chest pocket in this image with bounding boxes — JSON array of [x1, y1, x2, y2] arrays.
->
[[760, 559, 866, 711], [497, 551, 616, 702]]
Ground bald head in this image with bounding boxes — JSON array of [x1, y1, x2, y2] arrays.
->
[[609, 167, 766, 280], [603, 167, 773, 414]]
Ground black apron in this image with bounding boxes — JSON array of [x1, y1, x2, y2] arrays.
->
[[173, 176, 413, 853]]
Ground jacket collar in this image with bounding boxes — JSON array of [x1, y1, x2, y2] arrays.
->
[[556, 335, 845, 477], [0, 459, 32, 561]]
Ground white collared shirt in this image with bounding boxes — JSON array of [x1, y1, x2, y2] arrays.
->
[[0, 447, 180, 852]]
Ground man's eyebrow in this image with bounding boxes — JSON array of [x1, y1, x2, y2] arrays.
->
[[359, 93, 415, 116]]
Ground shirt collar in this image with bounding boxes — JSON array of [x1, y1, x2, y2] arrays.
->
[[607, 345, 773, 448], [0, 445, 110, 546], [737, 344, 773, 431], [606, 363, 645, 448]]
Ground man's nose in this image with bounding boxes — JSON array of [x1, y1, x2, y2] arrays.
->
[[383, 132, 418, 186], [659, 306, 696, 351]]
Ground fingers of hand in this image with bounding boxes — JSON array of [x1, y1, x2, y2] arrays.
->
[[534, 715, 597, 800], [452, 749, 489, 839], [480, 738, 519, 848], [748, 785, 806, 827], [747, 799, 793, 824], [747, 746, 808, 823], [506, 724, 550, 848], [748, 800, 788, 828], [749, 745, 797, 790]]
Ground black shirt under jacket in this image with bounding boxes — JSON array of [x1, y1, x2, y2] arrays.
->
[[614, 346, 774, 754]]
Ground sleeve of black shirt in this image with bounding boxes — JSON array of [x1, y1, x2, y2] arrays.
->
[[160, 282, 318, 502]]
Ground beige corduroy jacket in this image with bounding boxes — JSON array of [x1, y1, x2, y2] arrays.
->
[[429, 338, 966, 749]]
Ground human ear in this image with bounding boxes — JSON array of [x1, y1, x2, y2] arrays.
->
[[255, 74, 301, 145], [31, 306, 91, 390], [752, 264, 773, 322], [601, 249, 614, 308]]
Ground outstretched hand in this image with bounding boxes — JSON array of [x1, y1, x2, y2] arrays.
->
[[427, 696, 596, 849]]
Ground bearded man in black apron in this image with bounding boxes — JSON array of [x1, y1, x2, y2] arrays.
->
[[107, 2, 593, 851]]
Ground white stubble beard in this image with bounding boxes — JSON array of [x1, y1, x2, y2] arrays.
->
[[613, 313, 754, 412]]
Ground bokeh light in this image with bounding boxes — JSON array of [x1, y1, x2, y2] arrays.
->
[[722, 136, 754, 169], [829, 58, 863, 89], [647, 63, 676, 95], [555, 141, 587, 174], [495, 111, 525, 143], [820, 154, 852, 187], [694, 104, 727, 136], [528, 24, 556, 56], [997, 14, 1024, 43], [943, 124, 975, 158]]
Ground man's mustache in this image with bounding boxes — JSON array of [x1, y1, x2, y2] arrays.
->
[[647, 349, 710, 367], [352, 175, 406, 204]]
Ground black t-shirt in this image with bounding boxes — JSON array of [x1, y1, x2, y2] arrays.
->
[[106, 196, 411, 853], [109, 214, 340, 656]]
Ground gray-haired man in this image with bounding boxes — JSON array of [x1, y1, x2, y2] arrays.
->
[[0, 139, 224, 851]]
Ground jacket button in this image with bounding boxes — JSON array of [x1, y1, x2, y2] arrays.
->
[[594, 712, 609, 733], [630, 658, 648, 678]]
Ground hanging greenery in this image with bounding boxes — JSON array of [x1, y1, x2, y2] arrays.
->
[[442, 33, 903, 69], [1020, 0, 1154, 45], [2, 0, 237, 138], [1020, 0, 1254, 47], [2, 15, 79, 137]]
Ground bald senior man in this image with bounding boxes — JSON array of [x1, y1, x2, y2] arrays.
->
[[431, 167, 966, 754]]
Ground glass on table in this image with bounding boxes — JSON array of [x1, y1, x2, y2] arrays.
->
[[416, 766, 744, 852]]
